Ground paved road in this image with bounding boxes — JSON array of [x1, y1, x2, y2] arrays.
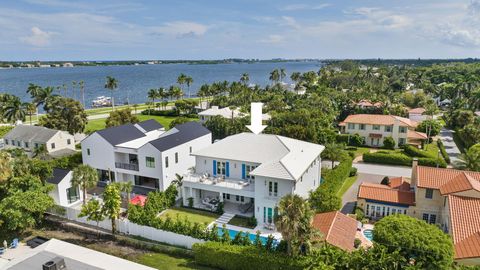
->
[[353, 162, 411, 177], [341, 173, 385, 214], [439, 127, 462, 166]]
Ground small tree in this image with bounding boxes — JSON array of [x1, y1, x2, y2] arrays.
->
[[349, 133, 364, 147], [380, 176, 390, 185], [309, 188, 341, 213], [105, 108, 139, 128], [117, 181, 133, 203], [102, 184, 121, 234], [456, 143, 480, 172], [71, 164, 99, 205], [322, 142, 345, 168], [374, 215, 454, 269], [383, 136, 396, 149], [78, 199, 105, 237]]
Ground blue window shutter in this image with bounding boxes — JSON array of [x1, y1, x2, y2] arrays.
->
[[213, 160, 217, 176], [242, 164, 246, 179], [226, 161, 230, 177]]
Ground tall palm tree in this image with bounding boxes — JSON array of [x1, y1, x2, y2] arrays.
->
[[37, 86, 58, 111], [72, 81, 77, 100], [3, 98, 26, 123], [118, 181, 133, 203], [197, 84, 210, 109], [158, 87, 167, 102], [71, 164, 99, 205], [269, 69, 280, 85], [456, 144, 480, 172], [104, 76, 118, 111], [79, 80, 85, 108], [177, 73, 187, 97], [240, 73, 249, 86], [185, 76, 193, 98], [322, 142, 345, 168], [148, 88, 158, 106], [169, 85, 183, 100], [290, 72, 301, 85], [27, 83, 42, 120], [25, 102, 36, 125], [280, 68, 287, 82], [275, 194, 315, 256]]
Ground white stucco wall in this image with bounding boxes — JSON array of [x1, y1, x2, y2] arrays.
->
[[49, 171, 84, 207]]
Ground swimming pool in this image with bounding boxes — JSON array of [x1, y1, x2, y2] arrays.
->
[[216, 227, 277, 246], [363, 229, 373, 241]]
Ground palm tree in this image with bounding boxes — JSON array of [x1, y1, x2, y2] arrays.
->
[[172, 173, 184, 198], [102, 183, 121, 234], [25, 102, 36, 125], [104, 76, 118, 111], [38, 86, 57, 111], [72, 81, 77, 100], [79, 80, 85, 108], [197, 84, 210, 109], [275, 194, 315, 256], [456, 144, 480, 172], [280, 68, 287, 82], [177, 73, 187, 97], [269, 69, 280, 85], [185, 76, 193, 98], [27, 83, 42, 120], [132, 103, 139, 114], [147, 88, 158, 110], [290, 72, 301, 85], [71, 164, 99, 205], [158, 87, 167, 102], [322, 142, 345, 168], [3, 98, 26, 123], [118, 181, 133, 203], [240, 73, 249, 86], [169, 85, 183, 100], [33, 144, 48, 159]]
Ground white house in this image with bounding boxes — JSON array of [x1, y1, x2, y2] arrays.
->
[[182, 132, 324, 227], [339, 114, 427, 148], [46, 168, 83, 207], [81, 120, 212, 194], [2, 125, 76, 156], [408, 107, 431, 122], [198, 106, 270, 123]]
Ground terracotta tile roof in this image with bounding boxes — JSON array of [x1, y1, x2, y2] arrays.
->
[[407, 130, 428, 140], [416, 166, 480, 190], [355, 100, 383, 107], [342, 114, 418, 127], [388, 177, 411, 191], [408, 107, 426, 114], [312, 211, 358, 251], [448, 195, 480, 259], [439, 172, 480, 195], [357, 182, 415, 205]]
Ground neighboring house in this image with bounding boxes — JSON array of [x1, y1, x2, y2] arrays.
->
[[312, 211, 359, 251], [81, 120, 212, 194], [46, 168, 83, 207], [356, 160, 480, 265], [339, 114, 427, 148], [4, 238, 155, 270], [182, 132, 324, 228], [198, 106, 270, 123], [408, 107, 431, 122], [354, 99, 383, 109], [2, 125, 75, 156]]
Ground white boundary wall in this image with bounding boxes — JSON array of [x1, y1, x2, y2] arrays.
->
[[62, 206, 204, 249]]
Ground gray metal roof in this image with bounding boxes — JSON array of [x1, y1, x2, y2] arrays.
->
[[96, 123, 146, 145], [46, 168, 71, 185], [3, 125, 59, 142], [149, 121, 210, 151], [136, 119, 163, 132]]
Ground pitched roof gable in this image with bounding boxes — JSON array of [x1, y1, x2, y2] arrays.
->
[[149, 121, 210, 151], [135, 119, 163, 132], [342, 114, 418, 127], [357, 182, 415, 205], [440, 172, 480, 195], [416, 166, 480, 190], [96, 123, 146, 146], [4, 125, 60, 143], [312, 211, 358, 251], [46, 168, 71, 185]]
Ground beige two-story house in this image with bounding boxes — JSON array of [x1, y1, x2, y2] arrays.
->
[[339, 114, 427, 148]]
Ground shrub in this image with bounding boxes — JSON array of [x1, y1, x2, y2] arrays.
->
[[381, 176, 390, 185], [336, 134, 350, 144], [192, 242, 306, 270], [349, 133, 364, 147], [403, 144, 432, 158], [382, 136, 395, 149], [354, 207, 365, 221], [418, 157, 447, 168], [437, 139, 451, 164], [320, 156, 353, 193], [354, 238, 362, 248], [416, 120, 442, 137], [363, 152, 411, 166], [349, 167, 357, 177], [187, 197, 194, 208], [247, 217, 257, 227], [309, 188, 341, 213], [141, 109, 179, 117]]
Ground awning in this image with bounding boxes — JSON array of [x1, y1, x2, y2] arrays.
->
[[369, 133, 383, 138]]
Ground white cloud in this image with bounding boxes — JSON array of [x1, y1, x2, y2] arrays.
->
[[150, 21, 208, 38], [259, 34, 285, 44], [281, 3, 331, 11], [20, 26, 55, 47], [350, 7, 411, 29]]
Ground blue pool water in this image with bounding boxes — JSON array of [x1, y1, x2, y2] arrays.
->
[[216, 228, 277, 246], [363, 229, 373, 241]]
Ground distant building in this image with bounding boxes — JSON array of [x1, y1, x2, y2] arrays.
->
[[63, 62, 74, 67], [354, 99, 383, 109], [46, 168, 83, 207], [408, 107, 431, 122], [3, 238, 155, 270], [2, 125, 75, 157], [339, 114, 427, 148], [198, 106, 270, 123]]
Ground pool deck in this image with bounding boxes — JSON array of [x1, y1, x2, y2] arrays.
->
[[208, 222, 282, 240]]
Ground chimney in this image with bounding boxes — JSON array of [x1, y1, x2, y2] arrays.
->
[[411, 158, 418, 189]]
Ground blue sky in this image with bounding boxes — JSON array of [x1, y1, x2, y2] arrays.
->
[[1, 0, 480, 60]]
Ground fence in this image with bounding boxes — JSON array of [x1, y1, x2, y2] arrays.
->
[[59, 206, 204, 249]]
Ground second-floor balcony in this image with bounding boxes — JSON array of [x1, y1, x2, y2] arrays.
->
[[115, 162, 139, 171], [183, 173, 255, 195]]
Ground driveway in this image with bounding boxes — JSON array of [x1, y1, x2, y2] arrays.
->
[[353, 162, 411, 177], [341, 173, 385, 214], [439, 128, 462, 166]]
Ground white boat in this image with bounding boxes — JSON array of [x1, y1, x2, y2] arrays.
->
[[92, 96, 112, 107]]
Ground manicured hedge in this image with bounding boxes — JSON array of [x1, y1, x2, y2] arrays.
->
[[437, 140, 451, 164], [403, 145, 432, 158], [336, 134, 350, 144], [321, 156, 353, 193], [363, 152, 447, 168], [192, 242, 305, 270]]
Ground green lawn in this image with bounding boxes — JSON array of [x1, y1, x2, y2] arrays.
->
[[227, 215, 256, 229], [422, 142, 442, 158], [345, 146, 371, 158], [337, 175, 358, 197], [159, 207, 219, 226], [84, 115, 198, 133], [136, 253, 214, 270]]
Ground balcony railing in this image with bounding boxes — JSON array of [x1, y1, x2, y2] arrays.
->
[[115, 162, 139, 171]]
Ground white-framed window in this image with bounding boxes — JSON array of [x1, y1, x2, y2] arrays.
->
[[175, 152, 178, 164], [268, 181, 278, 197], [359, 124, 366, 130], [373, 125, 380, 130], [87, 148, 90, 155], [67, 139, 71, 145], [217, 161, 226, 176], [425, 188, 433, 199], [348, 123, 355, 130], [51, 143, 55, 149], [165, 156, 169, 168], [189, 146, 192, 153], [385, 125, 393, 132], [246, 165, 257, 180], [4, 139, 8, 145], [399, 126, 407, 133], [399, 138, 406, 145], [24, 142, 29, 148]]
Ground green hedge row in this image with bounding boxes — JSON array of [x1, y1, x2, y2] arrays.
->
[[403, 145, 432, 158], [437, 140, 451, 164], [192, 242, 305, 270], [322, 156, 353, 193], [363, 152, 447, 168]]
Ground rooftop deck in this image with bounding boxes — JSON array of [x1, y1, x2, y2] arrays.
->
[[183, 173, 255, 194]]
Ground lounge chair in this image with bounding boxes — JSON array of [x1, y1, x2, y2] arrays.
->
[[9, 238, 18, 249]]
